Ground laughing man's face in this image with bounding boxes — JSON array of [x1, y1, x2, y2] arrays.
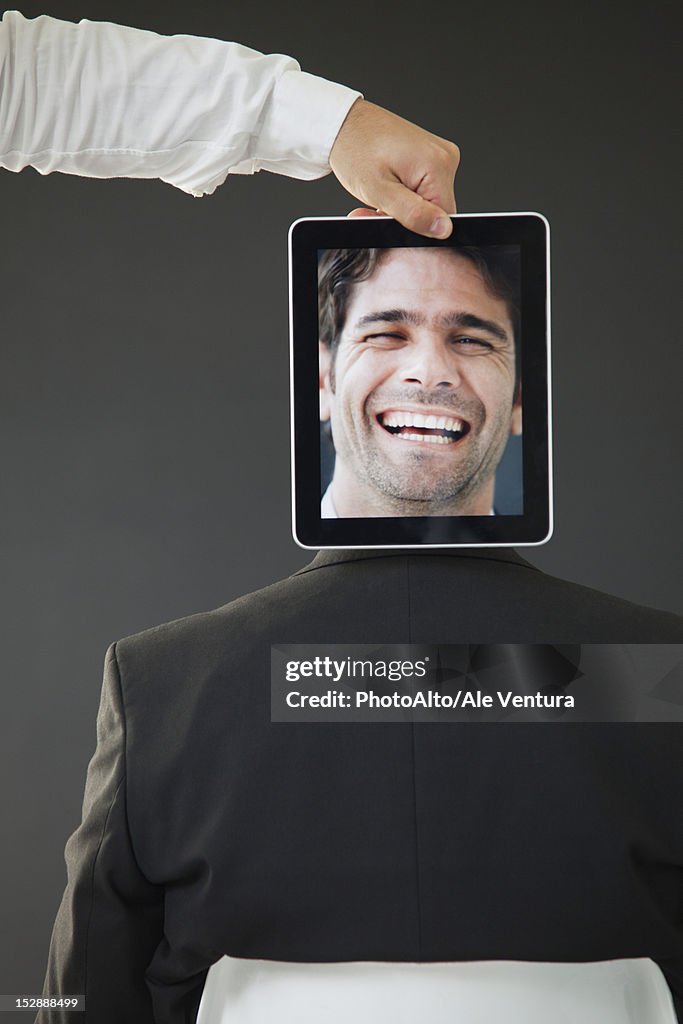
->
[[319, 248, 522, 517]]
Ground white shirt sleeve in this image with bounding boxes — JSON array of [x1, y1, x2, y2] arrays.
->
[[0, 10, 362, 196]]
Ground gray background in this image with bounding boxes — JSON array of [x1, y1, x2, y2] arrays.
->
[[1, 0, 681, 1002]]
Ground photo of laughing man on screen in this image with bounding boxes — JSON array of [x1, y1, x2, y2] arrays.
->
[[318, 245, 523, 518]]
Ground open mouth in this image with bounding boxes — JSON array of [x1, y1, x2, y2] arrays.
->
[[377, 410, 470, 444]]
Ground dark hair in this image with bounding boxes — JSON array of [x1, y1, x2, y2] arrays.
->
[[318, 245, 521, 383]]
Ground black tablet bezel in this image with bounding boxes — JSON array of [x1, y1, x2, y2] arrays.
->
[[289, 213, 552, 549]]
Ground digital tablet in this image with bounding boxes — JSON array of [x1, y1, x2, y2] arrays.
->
[[289, 213, 551, 548]]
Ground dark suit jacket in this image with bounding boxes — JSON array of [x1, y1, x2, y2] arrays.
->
[[39, 549, 683, 1023]]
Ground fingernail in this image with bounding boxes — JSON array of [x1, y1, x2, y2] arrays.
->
[[429, 216, 451, 238]]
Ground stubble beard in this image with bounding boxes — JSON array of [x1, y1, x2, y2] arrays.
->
[[333, 399, 514, 513]]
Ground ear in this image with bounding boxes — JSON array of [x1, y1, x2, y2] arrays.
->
[[510, 382, 522, 436], [319, 342, 333, 421]]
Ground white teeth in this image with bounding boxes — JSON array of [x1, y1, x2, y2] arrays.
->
[[396, 432, 455, 444], [381, 410, 464, 432]]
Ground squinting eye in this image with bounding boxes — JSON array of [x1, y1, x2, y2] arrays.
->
[[453, 336, 493, 350], [363, 332, 405, 344]]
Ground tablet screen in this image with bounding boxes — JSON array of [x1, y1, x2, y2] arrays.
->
[[290, 214, 550, 548]]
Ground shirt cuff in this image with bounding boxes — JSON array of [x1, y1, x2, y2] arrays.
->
[[251, 68, 362, 180]]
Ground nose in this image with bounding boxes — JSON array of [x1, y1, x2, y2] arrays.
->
[[400, 337, 460, 389]]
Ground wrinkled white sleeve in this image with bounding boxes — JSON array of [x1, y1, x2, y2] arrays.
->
[[0, 10, 361, 196]]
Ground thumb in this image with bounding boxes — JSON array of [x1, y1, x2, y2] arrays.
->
[[369, 179, 453, 238]]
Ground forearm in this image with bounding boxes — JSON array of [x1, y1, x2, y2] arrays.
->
[[0, 10, 360, 194]]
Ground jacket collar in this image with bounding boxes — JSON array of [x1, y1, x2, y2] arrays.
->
[[294, 547, 538, 576]]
